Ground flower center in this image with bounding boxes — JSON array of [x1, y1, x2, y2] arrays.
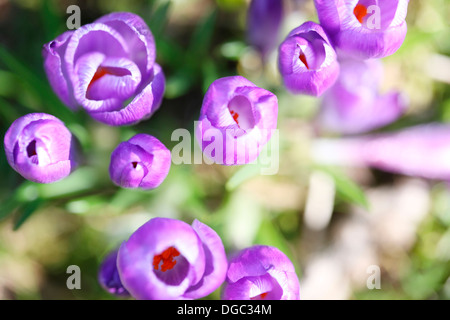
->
[[26, 140, 37, 158], [299, 51, 309, 69], [152, 247, 180, 272], [353, 3, 368, 23], [251, 292, 269, 300], [227, 95, 255, 131], [131, 161, 138, 169], [87, 66, 132, 91]]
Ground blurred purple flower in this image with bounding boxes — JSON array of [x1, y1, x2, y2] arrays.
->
[[4, 113, 77, 183], [312, 124, 450, 180], [43, 12, 165, 126], [278, 21, 340, 96], [314, 0, 409, 59], [117, 218, 228, 300], [109, 133, 171, 190], [197, 76, 278, 165], [98, 249, 130, 297], [222, 245, 300, 300], [247, 0, 284, 61], [316, 58, 407, 134]]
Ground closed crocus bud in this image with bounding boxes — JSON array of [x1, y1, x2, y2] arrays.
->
[[197, 76, 278, 165], [314, 0, 410, 59], [4, 113, 77, 183], [278, 21, 340, 96], [109, 134, 171, 190], [98, 249, 130, 297], [312, 124, 450, 180], [43, 12, 165, 126], [247, 0, 284, 61], [222, 245, 300, 300], [316, 58, 407, 134], [117, 218, 228, 300]]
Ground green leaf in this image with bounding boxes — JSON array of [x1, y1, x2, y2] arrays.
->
[[147, 1, 171, 42], [318, 166, 369, 210], [13, 199, 43, 230], [188, 9, 217, 58]]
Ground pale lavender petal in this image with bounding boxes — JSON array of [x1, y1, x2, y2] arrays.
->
[[42, 31, 78, 110], [183, 220, 228, 299], [89, 63, 165, 126], [95, 12, 156, 76]]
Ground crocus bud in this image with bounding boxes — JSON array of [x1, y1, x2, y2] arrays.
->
[[4, 113, 77, 183], [278, 21, 340, 96], [316, 58, 407, 134], [197, 76, 278, 165], [222, 245, 300, 300], [247, 0, 284, 61], [312, 124, 450, 180], [314, 0, 410, 59], [109, 134, 171, 190], [117, 218, 228, 300], [98, 249, 130, 297], [43, 12, 165, 126]]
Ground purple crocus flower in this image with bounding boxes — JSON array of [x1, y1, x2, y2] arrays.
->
[[98, 249, 130, 297], [4, 113, 77, 183], [109, 133, 171, 190], [316, 58, 407, 134], [42, 12, 165, 126], [312, 124, 450, 180], [314, 0, 410, 59], [247, 0, 284, 61], [222, 245, 300, 300], [196, 76, 278, 165], [117, 217, 228, 300], [278, 21, 340, 96]]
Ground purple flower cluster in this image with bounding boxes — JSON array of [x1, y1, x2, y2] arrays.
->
[[98, 218, 300, 300]]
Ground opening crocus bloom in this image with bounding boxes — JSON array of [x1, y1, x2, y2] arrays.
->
[[4, 113, 77, 183], [98, 249, 130, 297], [246, 0, 284, 61], [109, 134, 171, 190], [197, 76, 278, 165], [278, 21, 340, 97], [222, 245, 300, 300], [312, 124, 450, 180], [42, 12, 165, 126], [316, 58, 407, 134], [117, 218, 228, 300], [314, 0, 410, 59]]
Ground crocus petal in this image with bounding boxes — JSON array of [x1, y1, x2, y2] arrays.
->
[[197, 76, 278, 165], [312, 124, 450, 180], [314, 0, 410, 59], [316, 58, 407, 134], [223, 245, 300, 300], [247, 0, 284, 61], [42, 31, 78, 109], [109, 133, 171, 190], [278, 21, 340, 96], [95, 12, 156, 76], [183, 220, 228, 299], [98, 250, 130, 297], [4, 113, 77, 183], [89, 63, 165, 126], [117, 218, 205, 300]]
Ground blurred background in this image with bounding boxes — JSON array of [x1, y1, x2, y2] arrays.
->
[[0, 0, 449, 300]]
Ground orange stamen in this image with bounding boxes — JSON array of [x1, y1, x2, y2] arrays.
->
[[299, 52, 309, 69], [230, 110, 240, 125], [152, 247, 180, 272], [353, 4, 368, 24]]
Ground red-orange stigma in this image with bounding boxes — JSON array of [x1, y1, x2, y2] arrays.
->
[[152, 247, 180, 272], [299, 52, 309, 69], [353, 4, 368, 23], [230, 110, 240, 125], [251, 292, 269, 300]]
